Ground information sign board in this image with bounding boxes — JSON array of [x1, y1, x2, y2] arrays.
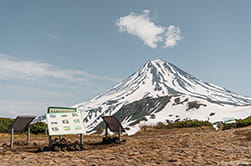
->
[[46, 112, 85, 136]]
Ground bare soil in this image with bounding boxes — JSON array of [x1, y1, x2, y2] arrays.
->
[[0, 126, 250, 166]]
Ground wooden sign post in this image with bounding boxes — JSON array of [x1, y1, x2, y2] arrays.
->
[[10, 128, 14, 148], [27, 126, 31, 145], [80, 134, 83, 145]]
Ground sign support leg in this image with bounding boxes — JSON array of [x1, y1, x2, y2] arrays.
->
[[80, 134, 83, 145], [48, 136, 53, 147], [118, 127, 121, 142], [27, 126, 30, 145], [105, 124, 108, 138], [10, 128, 14, 148], [45, 127, 48, 137]]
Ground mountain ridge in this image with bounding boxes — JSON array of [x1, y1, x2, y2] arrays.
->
[[73, 59, 251, 134]]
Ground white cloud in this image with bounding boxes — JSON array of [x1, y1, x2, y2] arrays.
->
[[0, 54, 121, 117], [164, 25, 182, 48], [0, 54, 118, 82], [116, 10, 182, 48], [116, 10, 164, 48]]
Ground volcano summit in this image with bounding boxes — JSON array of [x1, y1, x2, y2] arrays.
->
[[73, 59, 251, 135]]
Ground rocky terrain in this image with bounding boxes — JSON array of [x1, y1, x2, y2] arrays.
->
[[0, 126, 250, 166]]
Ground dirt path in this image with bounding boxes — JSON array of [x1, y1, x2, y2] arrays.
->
[[0, 126, 250, 166]]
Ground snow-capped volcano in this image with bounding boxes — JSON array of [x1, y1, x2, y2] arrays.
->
[[73, 59, 251, 134]]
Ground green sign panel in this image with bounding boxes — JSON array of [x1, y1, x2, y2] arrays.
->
[[48, 107, 76, 113]]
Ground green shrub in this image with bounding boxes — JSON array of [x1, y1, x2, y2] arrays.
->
[[155, 119, 212, 129], [223, 116, 251, 130], [30, 122, 47, 134], [154, 122, 167, 129], [236, 116, 251, 128], [0, 118, 14, 133], [222, 123, 235, 130]]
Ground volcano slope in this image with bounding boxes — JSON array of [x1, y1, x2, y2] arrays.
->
[[73, 59, 251, 135], [0, 126, 250, 166]]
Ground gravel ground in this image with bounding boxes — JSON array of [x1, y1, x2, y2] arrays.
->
[[0, 126, 250, 166]]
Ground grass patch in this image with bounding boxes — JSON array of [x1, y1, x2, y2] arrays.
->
[[0, 118, 47, 134], [236, 116, 251, 127], [30, 122, 47, 134], [223, 116, 251, 130], [155, 119, 212, 129], [0, 118, 14, 133]]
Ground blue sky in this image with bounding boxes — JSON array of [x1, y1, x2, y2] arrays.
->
[[1, 0, 251, 117]]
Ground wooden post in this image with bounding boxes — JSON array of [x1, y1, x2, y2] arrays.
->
[[80, 134, 83, 145], [118, 127, 121, 142], [105, 124, 108, 138], [48, 136, 53, 147], [45, 127, 48, 137], [10, 128, 14, 148], [27, 126, 30, 145]]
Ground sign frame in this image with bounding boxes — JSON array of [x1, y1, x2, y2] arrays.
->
[[47, 107, 76, 113], [46, 107, 85, 147]]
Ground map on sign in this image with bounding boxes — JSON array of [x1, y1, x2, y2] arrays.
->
[[46, 112, 85, 136]]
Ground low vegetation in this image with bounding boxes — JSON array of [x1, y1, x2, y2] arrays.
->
[[153, 116, 251, 130], [155, 119, 212, 129], [30, 122, 47, 134], [0, 118, 14, 133], [236, 116, 251, 127], [223, 116, 251, 130], [0, 118, 47, 134]]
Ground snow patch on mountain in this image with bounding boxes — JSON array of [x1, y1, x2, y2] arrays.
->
[[73, 59, 251, 134], [122, 95, 251, 135]]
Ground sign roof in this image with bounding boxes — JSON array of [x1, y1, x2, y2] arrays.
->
[[102, 116, 125, 133], [7, 116, 35, 133]]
